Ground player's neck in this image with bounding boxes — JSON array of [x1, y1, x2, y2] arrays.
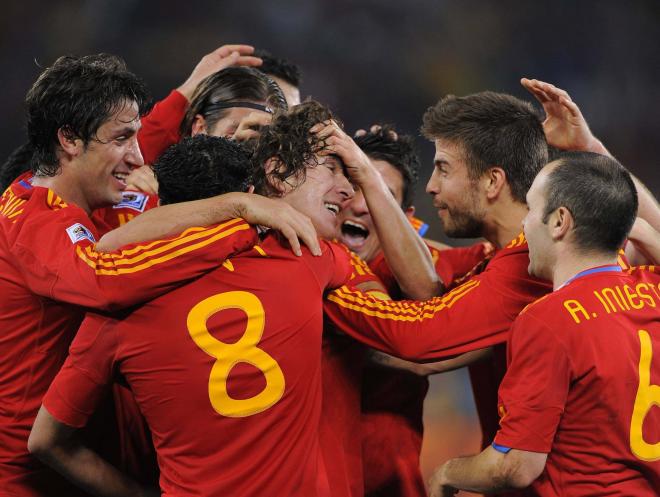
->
[[552, 249, 619, 291], [32, 172, 92, 215], [483, 201, 528, 248]]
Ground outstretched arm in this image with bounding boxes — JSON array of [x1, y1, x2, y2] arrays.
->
[[97, 192, 321, 257], [522, 78, 660, 244]]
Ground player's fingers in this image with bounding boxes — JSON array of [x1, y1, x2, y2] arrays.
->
[[234, 55, 263, 67], [216, 44, 255, 57], [279, 225, 303, 257], [232, 128, 260, 143], [560, 97, 582, 118]]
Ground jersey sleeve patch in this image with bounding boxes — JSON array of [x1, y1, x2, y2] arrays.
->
[[66, 222, 96, 244], [113, 191, 148, 212]]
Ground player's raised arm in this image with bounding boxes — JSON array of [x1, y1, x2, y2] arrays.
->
[[521, 77, 660, 254], [97, 191, 320, 257], [313, 120, 441, 299], [138, 44, 263, 163]]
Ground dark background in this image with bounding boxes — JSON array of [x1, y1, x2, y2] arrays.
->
[[1, 0, 658, 487], [2, 0, 658, 243]]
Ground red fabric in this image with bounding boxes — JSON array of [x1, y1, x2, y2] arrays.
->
[[44, 236, 353, 497], [495, 266, 660, 496], [0, 175, 256, 496], [91, 190, 160, 233], [138, 90, 189, 165], [360, 243, 488, 497], [324, 236, 551, 361]]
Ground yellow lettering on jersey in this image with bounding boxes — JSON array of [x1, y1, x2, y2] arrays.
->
[[601, 287, 627, 313], [630, 329, 660, 461], [221, 260, 234, 272], [636, 284, 657, 308], [563, 299, 590, 324], [187, 291, 285, 418]]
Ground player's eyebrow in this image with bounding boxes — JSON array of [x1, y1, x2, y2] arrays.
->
[[434, 158, 450, 167]]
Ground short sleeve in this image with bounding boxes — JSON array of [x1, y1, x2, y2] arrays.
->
[[42, 313, 118, 428], [494, 311, 571, 453]]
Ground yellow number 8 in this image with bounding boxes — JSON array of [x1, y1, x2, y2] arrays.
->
[[187, 291, 285, 417]]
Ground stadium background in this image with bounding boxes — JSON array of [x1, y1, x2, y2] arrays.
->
[[1, 1, 658, 493]]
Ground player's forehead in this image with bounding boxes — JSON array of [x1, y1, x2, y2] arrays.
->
[[98, 100, 141, 133], [433, 138, 467, 166]]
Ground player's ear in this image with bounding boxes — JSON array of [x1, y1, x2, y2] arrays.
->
[[190, 115, 208, 136], [264, 157, 291, 196], [484, 166, 507, 200], [57, 126, 83, 157], [551, 206, 572, 241]]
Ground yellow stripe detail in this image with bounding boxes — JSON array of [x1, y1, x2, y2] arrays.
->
[[76, 223, 250, 275], [253, 245, 267, 257], [83, 219, 246, 265], [328, 279, 479, 319]]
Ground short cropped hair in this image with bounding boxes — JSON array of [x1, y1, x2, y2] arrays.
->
[[354, 124, 420, 209], [251, 100, 337, 197], [26, 54, 152, 176], [421, 91, 547, 203], [154, 135, 251, 205], [180, 67, 287, 136], [543, 151, 638, 253], [254, 49, 302, 88]]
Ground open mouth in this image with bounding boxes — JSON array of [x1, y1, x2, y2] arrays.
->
[[324, 202, 340, 215], [112, 171, 128, 187], [340, 219, 370, 247]]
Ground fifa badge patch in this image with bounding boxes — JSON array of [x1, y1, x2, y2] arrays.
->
[[113, 191, 148, 212], [65, 223, 96, 244]]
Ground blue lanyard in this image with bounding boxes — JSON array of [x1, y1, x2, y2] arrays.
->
[[559, 265, 622, 290]]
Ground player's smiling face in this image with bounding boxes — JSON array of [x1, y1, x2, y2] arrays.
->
[[426, 139, 486, 239], [523, 165, 556, 280], [72, 100, 143, 211], [281, 154, 354, 240], [339, 158, 407, 263]]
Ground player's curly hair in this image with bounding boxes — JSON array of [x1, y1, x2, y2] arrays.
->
[[353, 124, 420, 209], [251, 100, 341, 197], [26, 54, 152, 176], [154, 135, 251, 205]]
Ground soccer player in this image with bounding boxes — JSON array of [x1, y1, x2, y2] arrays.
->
[[137, 43, 263, 165], [0, 54, 314, 497], [27, 102, 381, 497], [428, 152, 660, 497], [94, 65, 288, 229], [326, 125, 489, 497]]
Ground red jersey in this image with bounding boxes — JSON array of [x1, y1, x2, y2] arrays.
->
[[361, 243, 489, 497], [0, 177, 257, 496], [494, 266, 660, 496], [324, 235, 551, 361], [138, 90, 188, 164], [92, 189, 160, 232], [44, 235, 353, 497]]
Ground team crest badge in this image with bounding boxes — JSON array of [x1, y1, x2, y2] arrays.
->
[[65, 223, 96, 244], [113, 191, 148, 212]]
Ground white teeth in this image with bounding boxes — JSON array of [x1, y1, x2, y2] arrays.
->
[[343, 220, 367, 231], [324, 203, 340, 214]]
